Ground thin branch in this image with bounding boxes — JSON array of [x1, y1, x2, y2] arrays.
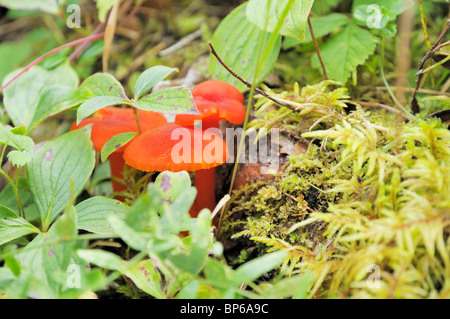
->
[[410, 19, 450, 113], [68, 22, 106, 62], [207, 41, 329, 116], [0, 32, 105, 94], [308, 16, 328, 80]]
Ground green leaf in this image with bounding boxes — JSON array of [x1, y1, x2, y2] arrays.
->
[[155, 171, 192, 205], [311, 23, 377, 83], [232, 250, 289, 284], [2, 63, 78, 131], [124, 259, 165, 299], [27, 129, 95, 230], [165, 210, 211, 275], [76, 196, 129, 235], [263, 271, 315, 298], [95, 0, 116, 22], [0, 0, 59, 14], [53, 72, 128, 113], [246, 0, 314, 41], [0, 125, 34, 169], [0, 41, 32, 84], [100, 132, 137, 163], [134, 66, 178, 100], [7, 150, 33, 167], [209, 2, 281, 92], [76, 96, 130, 125], [77, 249, 125, 271], [282, 13, 349, 49], [107, 214, 147, 251], [0, 205, 39, 246], [351, 0, 407, 17], [0, 124, 35, 154], [132, 87, 197, 114]]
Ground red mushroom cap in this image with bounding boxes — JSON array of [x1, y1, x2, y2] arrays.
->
[[123, 123, 229, 172], [71, 106, 167, 152], [175, 80, 246, 126]]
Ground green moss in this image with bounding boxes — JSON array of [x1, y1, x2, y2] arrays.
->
[[219, 81, 450, 298]]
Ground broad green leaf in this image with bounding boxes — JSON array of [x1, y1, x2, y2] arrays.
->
[[76, 96, 130, 125], [0, 0, 59, 13], [158, 187, 197, 236], [155, 171, 192, 205], [124, 259, 165, 299], [0, 41, 32, 84], [263, 271, 315, 298], [132, 87, 197, 114], [27, 129, 95, 230], [209, 3, 281, 92], [107, 214, 147, 251], [125, 184, 163, 232], [134, 66, 178, 100], [0, 205, 39, 246], [164, 210, 211, 275], [77, 249, 125, 271], [311, 23, 377, 83], [53, 72, 128, 114], [246, 0, 314, 41], [76, 196, 129, 235], [100, 132, 137, 163], [282, 13, 349, 49], [232, 250, 289, 284], [42, 206, 78, 295], [2, 63, 78, 131]]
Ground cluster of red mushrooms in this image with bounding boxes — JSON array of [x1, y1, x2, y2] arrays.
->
[[71, 80, 246, 218]]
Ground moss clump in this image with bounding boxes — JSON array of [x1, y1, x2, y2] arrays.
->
[[219, 81, 450, 298]]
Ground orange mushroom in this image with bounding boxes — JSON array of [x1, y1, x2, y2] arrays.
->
[[123, 123, 229, 217], [175, 80, 246, 214], [71, 106, 167, 194]]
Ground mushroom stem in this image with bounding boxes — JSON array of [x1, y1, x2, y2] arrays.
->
[[191, 168, 217, 217], [108, 151, 127, 193], [191, 118, 221, 216]]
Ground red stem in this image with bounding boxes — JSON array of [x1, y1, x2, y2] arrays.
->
[[0, 32, 105, 94], [191, 118, 221, 217], [109, 152, 127, 200]]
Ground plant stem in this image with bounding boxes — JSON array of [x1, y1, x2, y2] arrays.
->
[[0, 144, 24, 218], [308, 16, 328, 80], [0, 32, 105, 94], [132, 107, 142, 134]]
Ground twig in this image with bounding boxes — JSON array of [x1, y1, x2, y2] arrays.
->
[[208, 41, 389, 133], [308, 16, 328, 80], [410, 19, 450, 114], [207, 41, 329, 116], [68, 22, 106, 62], [0, 32, 105, 94]]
